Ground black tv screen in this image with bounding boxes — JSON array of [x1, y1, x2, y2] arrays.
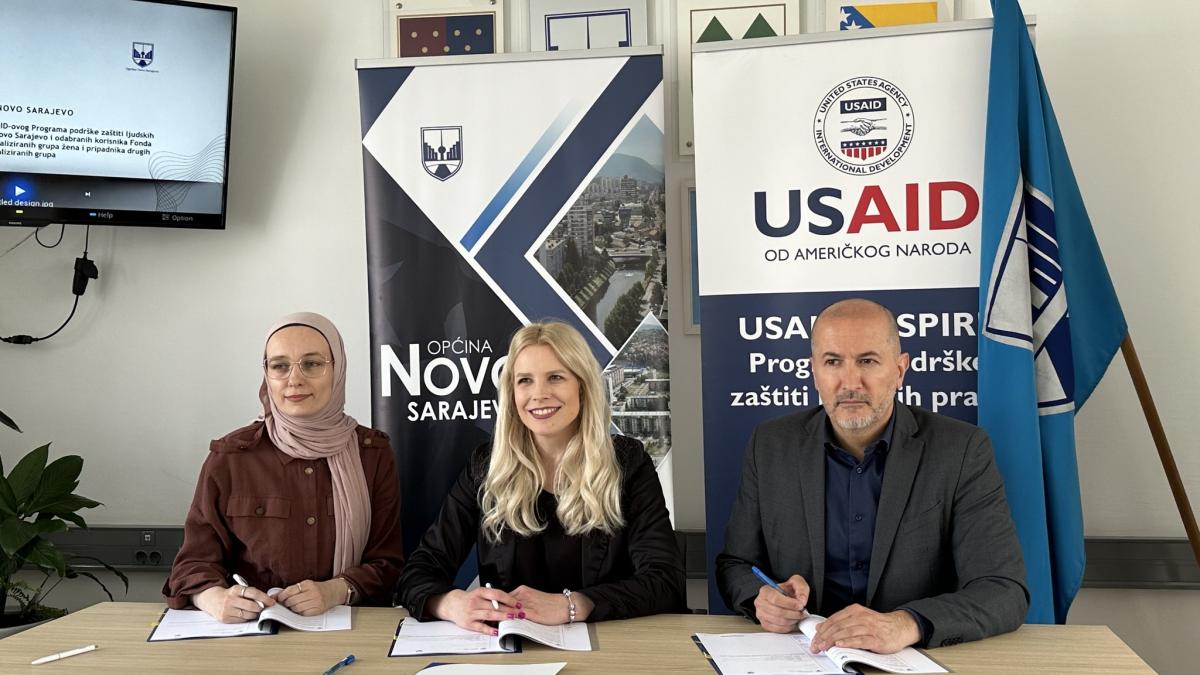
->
[[0, 0, 236, 229]]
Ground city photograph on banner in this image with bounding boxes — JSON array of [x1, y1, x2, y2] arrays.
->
[[531, 113, 670, 463]]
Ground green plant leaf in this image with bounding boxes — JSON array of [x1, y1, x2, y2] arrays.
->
[[36, 494, 102, 515], [26, 538, 65, 577], [33, 519, 67, 536], [31, 451, 82, 499], [8, 444, 49, 506], [27, 455, 83, 512], [68, 570, 116, 601], [0, 518, 39, 556], [0, 409, 20, 433], [0, 476, 17, 516], [55, 511, 88, 529], [68, 555, 129, 593]]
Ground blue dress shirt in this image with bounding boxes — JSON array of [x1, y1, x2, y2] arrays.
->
[[822, 409, 895, 614], [821, 407, 932, 646]]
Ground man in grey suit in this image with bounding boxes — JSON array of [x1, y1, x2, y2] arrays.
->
[[717, 298, 1028, 654]]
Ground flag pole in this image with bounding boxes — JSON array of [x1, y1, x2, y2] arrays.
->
[[1120, 333, 1200, 566]]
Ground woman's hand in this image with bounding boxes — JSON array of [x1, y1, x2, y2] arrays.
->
[[509, 586, 593, 625], [274, 579, 344, 616], [193, 584, 275, 624], [429, 587, 520, 635]]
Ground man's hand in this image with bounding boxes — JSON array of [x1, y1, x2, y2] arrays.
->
[[753, 574, 810, 633], [810, 604, 920, 654]]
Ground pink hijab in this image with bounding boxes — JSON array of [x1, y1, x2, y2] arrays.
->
[[258, 312, 371, 576]]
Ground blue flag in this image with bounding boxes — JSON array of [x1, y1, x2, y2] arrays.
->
[[979, 0, 1127, 624]]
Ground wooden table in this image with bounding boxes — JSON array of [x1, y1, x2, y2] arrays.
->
[[0, 602, 1153, 673]]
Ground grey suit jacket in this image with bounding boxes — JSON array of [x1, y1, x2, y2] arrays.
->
[[716, 403, 1029, 647]]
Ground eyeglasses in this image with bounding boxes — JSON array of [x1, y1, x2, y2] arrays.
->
[[263, 357, 334, 380]]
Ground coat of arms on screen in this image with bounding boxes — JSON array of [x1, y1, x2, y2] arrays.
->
[[420, 126, 463, 181], [132, 42, 154, 68]]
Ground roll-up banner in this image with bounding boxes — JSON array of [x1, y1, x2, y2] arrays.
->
[[357, 48, 673, 574], [692, 23, 992, 612]]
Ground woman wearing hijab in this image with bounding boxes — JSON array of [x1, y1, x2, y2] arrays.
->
[[165, 312, 404, 622], [397, 322, 685, 634]]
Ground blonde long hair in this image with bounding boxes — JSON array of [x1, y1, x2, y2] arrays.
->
[[480, 322, 624, 543]]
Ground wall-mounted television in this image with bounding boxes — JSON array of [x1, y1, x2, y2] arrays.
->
[[0, 0, 236, 230]]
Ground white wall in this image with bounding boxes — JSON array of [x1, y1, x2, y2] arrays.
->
[[0, 0, 1195, 548]]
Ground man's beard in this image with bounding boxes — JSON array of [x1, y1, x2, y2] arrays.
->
[[832, 390, 886, 430]]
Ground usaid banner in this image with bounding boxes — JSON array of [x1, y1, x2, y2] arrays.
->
[[692, 25, 992, 612], [357, 48, 673, 562]]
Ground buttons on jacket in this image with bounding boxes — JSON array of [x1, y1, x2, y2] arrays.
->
[[255, 506, 265, 516], [304, 466, 314, 475], [940, 636, 963, 647], [306, 516, 316, 525], [363, 437, 373, 446]]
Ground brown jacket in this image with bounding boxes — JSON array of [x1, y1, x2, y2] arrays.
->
[[163, 421, 404, 607]]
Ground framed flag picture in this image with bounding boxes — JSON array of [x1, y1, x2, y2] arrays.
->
[[529, 0, 649, 52], [386, 0, 506, 58], [675, 0, 801, 156], [823, 0, 952, 32]]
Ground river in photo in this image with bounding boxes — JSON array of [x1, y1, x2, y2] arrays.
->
[[590, 266, 643, 329]]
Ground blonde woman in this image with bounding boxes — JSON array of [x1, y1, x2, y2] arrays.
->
[[396, 322, 685, 634]]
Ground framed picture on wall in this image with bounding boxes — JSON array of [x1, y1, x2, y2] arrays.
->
[[675, 0, 802, 157], [823, 0, 952, 31], [680, 181, 701, 334], [385, 0, 506, 58], [528, 0, 649, 52]]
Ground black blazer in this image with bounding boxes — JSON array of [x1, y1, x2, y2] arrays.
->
[[717, 404, 1029, 647], [396, 435, 686, 621]]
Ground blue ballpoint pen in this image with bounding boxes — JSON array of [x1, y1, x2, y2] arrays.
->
[[751, 566, 810, 618], [323, 654, 355, 675], [751, 566, 788, 596]]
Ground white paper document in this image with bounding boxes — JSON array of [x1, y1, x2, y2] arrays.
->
[[693, 632, 846, 674], [417, 664, 567, 674], [694, 623, 948, 675], [148, 589, 352, 641], [390, 618, 514, 656], [390, 617, 593, 657]]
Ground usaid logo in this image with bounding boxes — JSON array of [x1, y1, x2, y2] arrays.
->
[[814, 77, 914, 175], [132, 42, 154, 68], [420, 126, 463, 181]]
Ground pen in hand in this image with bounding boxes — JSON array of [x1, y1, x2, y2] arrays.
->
[[232, 573, 266, 610], [751, 566, 809, 616], [484, 582, 500, 610]]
